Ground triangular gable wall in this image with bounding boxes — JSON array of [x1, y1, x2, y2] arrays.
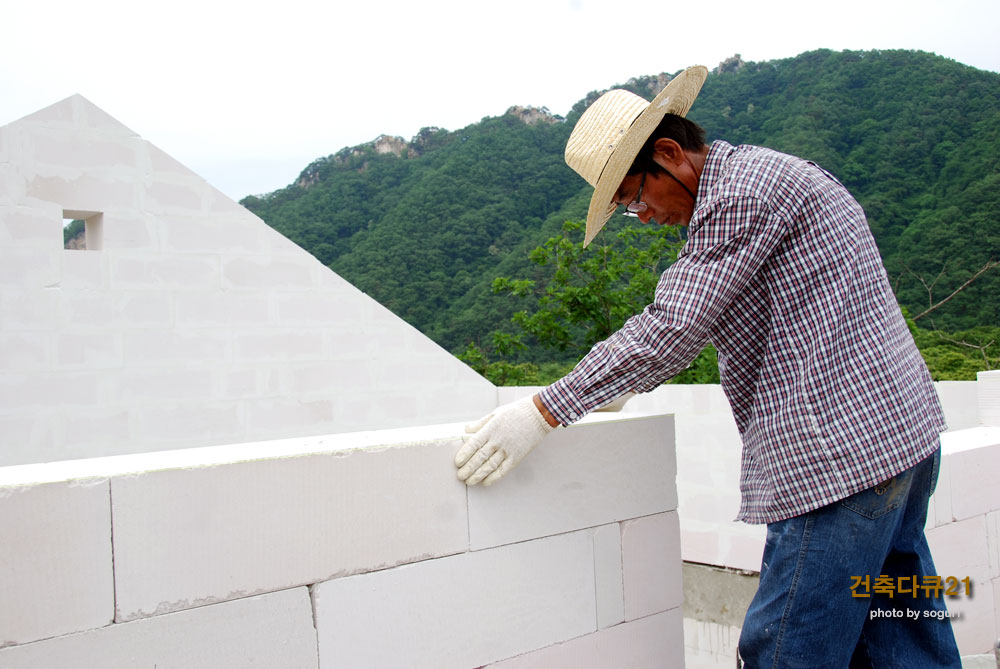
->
[[0, 95, 496, 466]]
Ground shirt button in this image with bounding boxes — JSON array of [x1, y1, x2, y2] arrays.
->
[[569, 412, 578, 420]]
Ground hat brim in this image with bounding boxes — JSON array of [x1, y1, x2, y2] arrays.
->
[[583, 65, 708, 246]]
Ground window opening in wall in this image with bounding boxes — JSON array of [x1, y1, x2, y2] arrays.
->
[[62, 210, 103, 250]]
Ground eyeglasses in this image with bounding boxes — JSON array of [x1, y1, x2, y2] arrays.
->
[[622, 172, 648, 217]]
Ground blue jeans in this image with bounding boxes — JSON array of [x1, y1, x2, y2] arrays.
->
[[738, 448, 961, 668]]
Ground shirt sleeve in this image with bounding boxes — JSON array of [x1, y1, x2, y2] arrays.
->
[[539, 195, 789, 425]]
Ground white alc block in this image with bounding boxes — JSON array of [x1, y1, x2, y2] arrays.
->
[[935, 381, 981, 431], [60, 249, 107, 289], [0, 332, 50, 371], [111, 437, 469, 621], [994, 578, 1000, 642], [926, 483, 939, 531], [112, 291, 172, 327], [276, 292, 366, 325], [593, 523, 625, 630], [940, 428, 1000, 521], [489, 608, 684, 669], [233, 330, 327, 362], [99, 212, 157, 251], [143, 179, 204, 215], [926, 514, 995, 654], [978, 370, 1000, 426], [927, 515, 991, 586], [112, 367, 216, 403], [930, 445, 956, 528], [55, 331, 123, 368], [721, 526, 766, 573], [222, 255, 315, 290], [243, 397, 335, 434], [681, 489, 742, 526], [684, 617, 742, 669], [27, 175, 138, 218], [0, 287, 61, 331], [121, 328, 230, 367], [0, 414, 59, 466], [109, 253, 221, 291], [0, 247, 59, 289], [174, 292, 270, 327], [59, 407, 132, 453], [312, 529, 597, 669], [0, 588, 318, 669], [131, 402, 243, 447], [0, 479, 113, 646], [57, 291, 119, 333], [681, 521, 725, 569], [987, 510, 1000, 580], [0, 371, 100, 411], [682, 518, 764, 573], [163, 214, 267, 254], [467, 413, 676, 550], [29, 131, 138, 170], [622, 511, 683, 622], [0, 204, 63, 249]]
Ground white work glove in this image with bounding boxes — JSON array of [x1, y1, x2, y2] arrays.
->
[[455, 397, 555, 486]]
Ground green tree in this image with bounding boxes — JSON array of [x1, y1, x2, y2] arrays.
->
[[471, 218, 720, 385], [908, 322, 1000, 381], [496, 219, 683, 356], [456, 333, 540, 386]]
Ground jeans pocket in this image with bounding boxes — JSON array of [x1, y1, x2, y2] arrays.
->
[[840, 473, 909, 519]]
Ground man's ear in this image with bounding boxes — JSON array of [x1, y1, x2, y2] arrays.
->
[[652, 137, 686, 168]]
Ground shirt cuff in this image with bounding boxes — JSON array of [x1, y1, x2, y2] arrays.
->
[[538, 377, 589, 426]]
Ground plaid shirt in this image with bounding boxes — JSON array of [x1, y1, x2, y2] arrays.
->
[[540, 141, 946, 524]]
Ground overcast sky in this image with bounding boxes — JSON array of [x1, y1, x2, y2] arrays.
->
[[3, 0, 998, 202]]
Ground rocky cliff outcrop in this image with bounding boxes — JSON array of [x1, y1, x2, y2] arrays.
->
[[505, 105, 562, 125]]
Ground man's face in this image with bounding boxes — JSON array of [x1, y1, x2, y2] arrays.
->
[[614, 166, 696, 227], [613, 138, 701, 227]]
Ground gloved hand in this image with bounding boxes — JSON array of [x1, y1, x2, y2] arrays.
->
[[455, 396, 555, 486]]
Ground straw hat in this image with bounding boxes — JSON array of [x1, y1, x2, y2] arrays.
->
[[565, 65, 708, 246]]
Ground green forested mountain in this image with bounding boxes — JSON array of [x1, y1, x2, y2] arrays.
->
[[243, 49, 999, 365]]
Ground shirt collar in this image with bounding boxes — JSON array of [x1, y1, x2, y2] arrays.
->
[[696, 140, 736, 203]]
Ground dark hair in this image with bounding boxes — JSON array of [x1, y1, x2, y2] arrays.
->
[[627, 114, 707, 175]]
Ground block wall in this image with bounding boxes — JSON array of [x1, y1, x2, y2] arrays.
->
[[925, 425, 1000, 655], [0, 411, 685, 668], [0, 95, 496, 467]]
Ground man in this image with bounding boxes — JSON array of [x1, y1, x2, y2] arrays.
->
[[455, 66, 962, 667]]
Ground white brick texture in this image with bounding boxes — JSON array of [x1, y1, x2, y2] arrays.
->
[[110, 439, 468, 621], [0, 479, 113, 646], [945, 433, 1000, 521], [489, 608, 684, 669], [0, 588, 318, 669], [593, 523, 625, 629], [926, 515, 995, 654], [622, 511, 683, 621], [467, 414, 677, 550], [312, 529, 597, 668]]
